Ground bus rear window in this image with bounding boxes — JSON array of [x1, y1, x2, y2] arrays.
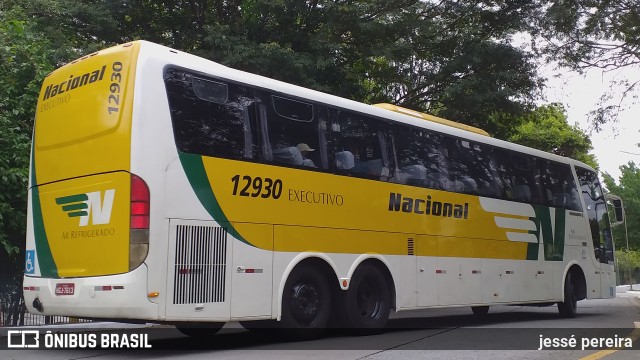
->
[[164, 68, 256, 160]]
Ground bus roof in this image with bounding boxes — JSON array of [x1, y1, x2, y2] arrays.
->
[[372, 103, 491, 137]]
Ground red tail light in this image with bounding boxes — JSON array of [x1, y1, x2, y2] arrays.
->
[[130, 174, 149, 229]]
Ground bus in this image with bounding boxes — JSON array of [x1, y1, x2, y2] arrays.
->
[[24, 41, 617, 337]]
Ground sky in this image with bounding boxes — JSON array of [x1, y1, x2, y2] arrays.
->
[[541, 64, 640, 183]]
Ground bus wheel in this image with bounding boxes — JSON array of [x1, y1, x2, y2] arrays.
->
[[341, 264, 391, 334], [558, 272, 578, 318], [280, 264, 331, 339], [176, 322, 224, 338], [471, 306, 489, 316]]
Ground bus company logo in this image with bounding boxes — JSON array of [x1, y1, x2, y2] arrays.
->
[[479, 197, 566, 261], [388, 192, 469, 219], [42, 65, 106, 101], [55, 189, 115, 227]]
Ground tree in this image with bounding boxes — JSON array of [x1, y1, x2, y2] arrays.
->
[[0, 19, 55, 257], [602, 162, 640, 250], [508, 103, 597, 168], [13, 1, 547, 140], [537, 0, 640, 130]]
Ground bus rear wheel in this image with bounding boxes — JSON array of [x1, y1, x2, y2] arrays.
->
[[340, 264, 391, 334], [279, 264, 331, 339], [558, 272, 578, 318]]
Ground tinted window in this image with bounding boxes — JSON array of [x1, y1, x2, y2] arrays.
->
[[538, 160, 582, 211], [165, 68, 255, 159], [448, 139, 501, 196], [272, 96, 314, 122], [332, 111, 391, 180], [576, 167, 613, 263], [391, 125, 449, 190], [494, 150, 537, 203], [258, 92, 328, 169]]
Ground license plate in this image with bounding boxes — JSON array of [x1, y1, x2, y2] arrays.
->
[[55, 283, 75, 296]]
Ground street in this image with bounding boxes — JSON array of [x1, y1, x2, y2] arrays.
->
[[3, 293, 640, 360]]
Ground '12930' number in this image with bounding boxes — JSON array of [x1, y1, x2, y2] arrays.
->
[[231, 175, 282, 199]]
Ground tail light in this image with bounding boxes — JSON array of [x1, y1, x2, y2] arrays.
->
[[130, 174, 149, 271]]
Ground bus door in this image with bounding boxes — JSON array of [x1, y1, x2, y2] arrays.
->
[[599, 218, 616, 298], [576, 167, 615, 298]]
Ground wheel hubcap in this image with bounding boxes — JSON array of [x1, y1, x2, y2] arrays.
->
[[357, 279, 381, 318], [290, 281, 321, 325]]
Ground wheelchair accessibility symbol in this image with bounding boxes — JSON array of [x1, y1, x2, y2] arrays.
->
[[25, 250, 35, 274]]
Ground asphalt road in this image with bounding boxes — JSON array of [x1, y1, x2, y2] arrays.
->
[[3, 294, 640, 360]]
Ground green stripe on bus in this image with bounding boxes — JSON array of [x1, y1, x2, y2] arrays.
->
[[55, 194, 88, 205], [534, 206, 566, 261], [178, 152, 251, 246], [62, 203, 88, 211], [526, 242, 539, 261], [68, 211, 88, 217], [30, 146, 58, 278]]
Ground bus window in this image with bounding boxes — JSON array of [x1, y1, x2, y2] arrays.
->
[[259, 93, 328, 170], [493, 150, 531, 202], [390, 126, 449, 190], [332, 111, 391, 180], [538, 160, 582, 211], [468, 143, 501, 197], [165, 68, 256, 160], [576, 167, 613, 263], [272, 96, 314, 122], [448, 139, 501, 196]]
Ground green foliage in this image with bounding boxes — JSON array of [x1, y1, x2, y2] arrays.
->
[[508, 103, 597, 167], [538, 0, 640, 129], [603, 163, 640, 250], [91, 0, 542, 138], [0, 18, 55, 258], [616, 249, 640, 269], [615, 249, 640, 285]]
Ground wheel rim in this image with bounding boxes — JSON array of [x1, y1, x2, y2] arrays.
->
[[356, 278, 382, 319], [289, 280, 322, 325]]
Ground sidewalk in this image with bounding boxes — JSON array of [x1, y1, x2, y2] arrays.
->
[[616, 284, 640, 297]]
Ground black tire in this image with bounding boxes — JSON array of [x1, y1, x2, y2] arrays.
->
[[558, 272, 578, 318], [471, 306, 489, 316], [340, 264, 391, 334], [279, 264, 331, 339], [176, 322, 224, 338]]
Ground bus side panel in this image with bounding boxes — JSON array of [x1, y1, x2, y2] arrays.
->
[[230, 222, 273, 319]]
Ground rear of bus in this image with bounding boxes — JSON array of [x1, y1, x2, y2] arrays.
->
[[23, 42, 157, 319]]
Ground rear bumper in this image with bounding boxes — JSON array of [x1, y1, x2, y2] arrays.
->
[[23, 264, 159, 321]]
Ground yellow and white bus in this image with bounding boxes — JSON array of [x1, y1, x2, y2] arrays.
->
[[24, 41, 617, 336]]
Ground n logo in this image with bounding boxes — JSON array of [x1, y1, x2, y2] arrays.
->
[[529, 206, 566, 261], [479, 198, 566, 261], [56, 189, 115, 226]]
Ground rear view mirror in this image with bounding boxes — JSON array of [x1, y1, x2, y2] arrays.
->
[[605, 194, 625, 226], [611, 198, 624, 224]]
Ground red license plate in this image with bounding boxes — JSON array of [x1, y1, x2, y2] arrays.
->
[[55, 283, 75, 296]]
